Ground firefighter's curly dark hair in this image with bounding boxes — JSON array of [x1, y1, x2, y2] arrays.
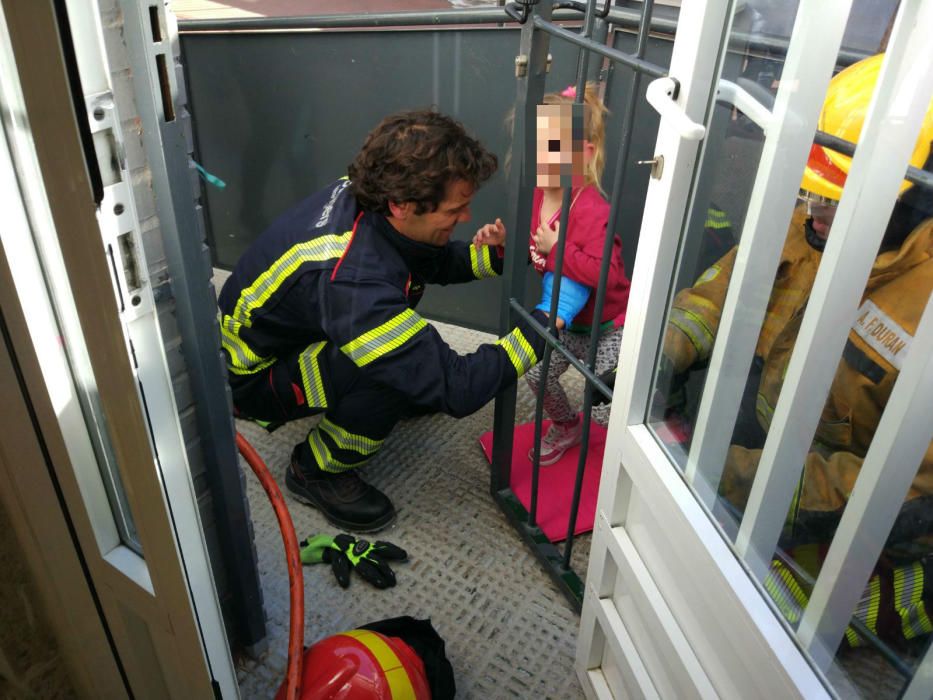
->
[[348, 110, 497, 215]]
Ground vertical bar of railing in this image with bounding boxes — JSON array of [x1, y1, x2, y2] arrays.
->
[[735, 8, 933, 580], [562, 0, 656, 567], [491, 2, 552, 495], [529, 0, 599, 528], [682, 0, 854, 506], [796, 293, 933, 669]]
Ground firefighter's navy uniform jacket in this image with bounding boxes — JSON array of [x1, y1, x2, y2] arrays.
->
[[219, 178, 546, 473], [663, 206, 933, 646]]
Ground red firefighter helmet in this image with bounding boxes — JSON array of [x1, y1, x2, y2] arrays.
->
[[275, 628, 431, 700]]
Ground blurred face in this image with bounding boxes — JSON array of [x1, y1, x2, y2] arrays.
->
[[388, 179, 474, 246], [798, 189, 839, 240], [536, 103, 591, 189]]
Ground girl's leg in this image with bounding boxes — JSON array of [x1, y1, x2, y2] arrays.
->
[[590, 327, 624, 426], [525, 330, 576, 425]]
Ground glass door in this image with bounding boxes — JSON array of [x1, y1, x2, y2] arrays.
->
[[578, 0, 933, 697]]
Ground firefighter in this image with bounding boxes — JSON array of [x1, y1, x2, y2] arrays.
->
[[662, 54, 933, 646], [219, 110, 552, 533]]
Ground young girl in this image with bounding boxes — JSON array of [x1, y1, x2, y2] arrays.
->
[[475, 83, 631, 465]]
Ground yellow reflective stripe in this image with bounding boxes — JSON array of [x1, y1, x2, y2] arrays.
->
[[756, 392, 775, 428], [895, 563, 933, 639], [854, 574, 881, 636], [470, 245, 497, 279], [669, 307, 715, 357], [307, 430, 367, 473], [298, 342, 328, 409], [764, 560, 807, 625], [221, 316, 276, 375], [341, 308, 428, 367], [694, 263, 722, 286], [496, 327, 537, 377], [704, 208, 731, 230], [320, 417, 382, 455], [232, 231, 354, 328], [341, 630, 415, 700]]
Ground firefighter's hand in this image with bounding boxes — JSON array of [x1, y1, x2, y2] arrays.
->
[[532, 219, 559, 255], [324, 534, 408, 589], [473, 218, 506, 248]]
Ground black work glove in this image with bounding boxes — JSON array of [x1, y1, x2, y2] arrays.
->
[[300, 533, 408, 589]]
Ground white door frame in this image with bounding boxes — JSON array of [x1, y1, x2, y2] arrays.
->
[[573, 0, 933, 695]]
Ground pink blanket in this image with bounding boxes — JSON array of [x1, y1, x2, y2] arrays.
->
[[478, 417, 606, 542]]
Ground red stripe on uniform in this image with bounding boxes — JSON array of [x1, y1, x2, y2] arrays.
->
[[330, 211, 364, 281]]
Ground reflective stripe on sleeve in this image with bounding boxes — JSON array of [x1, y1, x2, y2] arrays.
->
[[470, 244, 498, 279], [340, 308, 428, 367], [221, 316, 276, 375], [668, 307, 715, 358], [496, 327, 538, 377]]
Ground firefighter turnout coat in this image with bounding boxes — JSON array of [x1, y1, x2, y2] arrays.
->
[[663, 206, 933, 535], [218, 179, 547, 467]]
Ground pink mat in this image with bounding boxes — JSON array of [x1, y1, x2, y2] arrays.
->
[[478, 416, 607, 542]]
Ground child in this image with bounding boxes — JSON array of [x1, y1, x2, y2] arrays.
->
[[475, 83, 631, 465]]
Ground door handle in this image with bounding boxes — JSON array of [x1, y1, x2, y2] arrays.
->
[[645, 77, 707, 141]]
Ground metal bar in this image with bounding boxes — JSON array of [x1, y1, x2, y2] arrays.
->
[[797, 303, 933, 666], [736, 7, 933, 581], [490, 0, 551, 495], [562, 0, 656, 568], [813, 131, 933, 191], [533, 15, 667, 78], [176, 5, 872, 70], [511, 301, 614, 399], [684, 0, 853, 507], [713, 81, 932, 191], [530, 0, 599, 531], [493, 487, 585, 610]]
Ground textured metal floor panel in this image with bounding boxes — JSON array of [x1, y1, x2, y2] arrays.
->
[[235, 321, 589, 699]]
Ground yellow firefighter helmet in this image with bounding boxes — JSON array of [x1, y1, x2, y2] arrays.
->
[[800, 53, 933, 202]]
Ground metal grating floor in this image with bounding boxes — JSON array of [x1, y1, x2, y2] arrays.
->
[[234, 321, 589, 699]]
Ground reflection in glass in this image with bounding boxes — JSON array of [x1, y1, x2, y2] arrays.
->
[[644, 2, 933, 695]]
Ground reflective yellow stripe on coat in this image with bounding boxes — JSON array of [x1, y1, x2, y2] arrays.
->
[[470, 244, 498, 279], [496, 327, 537, 377], [341, 308, 428, 367]]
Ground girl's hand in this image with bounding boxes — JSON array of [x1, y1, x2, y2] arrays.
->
[[473, 218, 506, 248], [533, 220, 559, 255]]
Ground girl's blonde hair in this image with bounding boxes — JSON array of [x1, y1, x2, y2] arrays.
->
[[542, 81, 609, 191], [503, 81, 609, 191]]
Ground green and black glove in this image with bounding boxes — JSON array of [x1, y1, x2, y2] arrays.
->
[[299, 533, 408, 589]]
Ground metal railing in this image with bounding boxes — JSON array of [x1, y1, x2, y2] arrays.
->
[[490, 0, 668, 610]]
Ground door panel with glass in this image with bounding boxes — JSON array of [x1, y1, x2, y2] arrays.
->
[[0, 1, 237, 696], [578, 0, 933, 697]]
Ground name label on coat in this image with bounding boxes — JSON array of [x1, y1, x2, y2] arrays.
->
[[852, 299, 912, 371]]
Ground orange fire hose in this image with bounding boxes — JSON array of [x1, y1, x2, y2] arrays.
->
[[235, 432, 304, 700]]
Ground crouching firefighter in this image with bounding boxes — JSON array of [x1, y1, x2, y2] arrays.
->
[[661, 53, 933, 648], [219, 110, 551, 533]]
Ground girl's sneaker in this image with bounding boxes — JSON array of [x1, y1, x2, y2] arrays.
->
[[528, 417, 583, 466]]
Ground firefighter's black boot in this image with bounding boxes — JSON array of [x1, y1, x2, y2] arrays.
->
[[286, 445, 396, 533]]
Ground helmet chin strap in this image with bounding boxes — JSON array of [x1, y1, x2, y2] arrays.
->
[[804, 218, 827, 252]]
